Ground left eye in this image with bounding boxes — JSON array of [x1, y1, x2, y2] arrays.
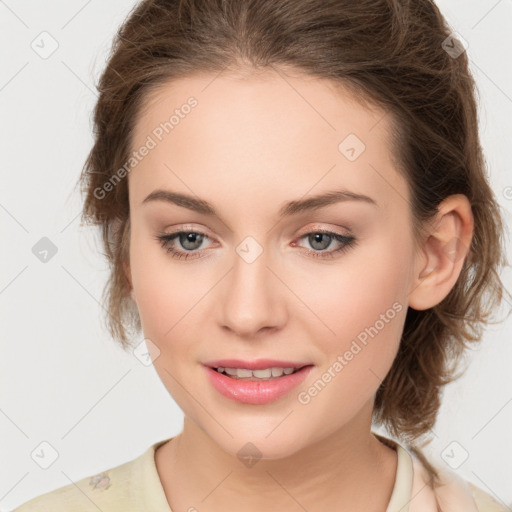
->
[[293, 230, 357, 259], [155, 231, 209, 259], [154, 229, 357, 260]]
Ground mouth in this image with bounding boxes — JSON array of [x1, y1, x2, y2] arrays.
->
[[212, 365, 306, 380], [204, 362, 314, 405], [203, 358, 312, 381]]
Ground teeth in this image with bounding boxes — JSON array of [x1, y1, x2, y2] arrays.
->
[[215, 366, 300, 380]]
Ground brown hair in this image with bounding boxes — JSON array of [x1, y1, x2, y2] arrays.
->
[[76, 0, 510, 476]]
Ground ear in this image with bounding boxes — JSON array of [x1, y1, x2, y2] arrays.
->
[[408, 194, 474, 311]]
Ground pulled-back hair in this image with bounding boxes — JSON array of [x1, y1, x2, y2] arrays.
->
[[76, 0, 510, 467]]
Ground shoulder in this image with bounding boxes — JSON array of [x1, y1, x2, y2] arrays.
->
[[409, 451, 508, 512], [10, 448, 146, 512], [467, 482, 509, 512], [10, 472, 112, 512]]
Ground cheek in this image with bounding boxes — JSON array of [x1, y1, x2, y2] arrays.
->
[[295, 233, 411, 389], [298, 233, 409, 333], [129, 229, 207, 343]]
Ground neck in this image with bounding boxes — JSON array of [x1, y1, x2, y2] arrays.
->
[[155, 403, 398, 512]]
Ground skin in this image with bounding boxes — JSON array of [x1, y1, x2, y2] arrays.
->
[[124, 67, 474, 512]]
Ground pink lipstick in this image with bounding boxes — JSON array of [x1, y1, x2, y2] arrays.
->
[[203, 359, 313, 405]]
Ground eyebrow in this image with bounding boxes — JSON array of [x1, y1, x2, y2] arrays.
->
[[141, 188, 377, 217]]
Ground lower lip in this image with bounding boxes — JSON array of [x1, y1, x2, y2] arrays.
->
[[205, 365, 313, 405]]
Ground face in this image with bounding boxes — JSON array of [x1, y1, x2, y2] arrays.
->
[[125, 68, 419, 459]]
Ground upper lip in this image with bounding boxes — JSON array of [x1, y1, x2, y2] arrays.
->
[[203, 359, 312, 370]]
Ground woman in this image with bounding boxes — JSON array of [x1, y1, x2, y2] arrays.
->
[[13, 0, 510, 510]]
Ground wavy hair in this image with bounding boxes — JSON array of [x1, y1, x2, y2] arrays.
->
[[76, 0, 510, 481]]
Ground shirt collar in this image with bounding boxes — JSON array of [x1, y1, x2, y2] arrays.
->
[[374, 432, 414, 512]]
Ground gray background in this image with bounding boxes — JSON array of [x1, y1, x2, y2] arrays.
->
[[1, 0, 511, 510]]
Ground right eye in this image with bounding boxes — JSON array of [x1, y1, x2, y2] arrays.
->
[[154, 230, 213, 260]]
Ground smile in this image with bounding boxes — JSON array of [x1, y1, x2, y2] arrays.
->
[[215, 366, 301, 380], [205, 364, 314, 404]]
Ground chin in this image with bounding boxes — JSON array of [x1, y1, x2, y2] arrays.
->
[[208, 424, 308, 463]]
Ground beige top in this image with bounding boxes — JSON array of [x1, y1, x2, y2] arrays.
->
[[11, 433, 508, 511]]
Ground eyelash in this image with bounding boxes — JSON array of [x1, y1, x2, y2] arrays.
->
[[154, 228, 357, 261]]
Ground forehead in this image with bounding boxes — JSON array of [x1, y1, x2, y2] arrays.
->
[[128, 68, 407, 215]]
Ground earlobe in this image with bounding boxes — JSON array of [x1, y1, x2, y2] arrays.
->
[[408, 194, 474, 311]]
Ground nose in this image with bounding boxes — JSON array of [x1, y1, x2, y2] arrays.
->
[[219, 243, 287, 338]]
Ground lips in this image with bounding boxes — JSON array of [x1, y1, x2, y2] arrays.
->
[[203, 358, 310, 370], [203, 359, 314, 405]]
